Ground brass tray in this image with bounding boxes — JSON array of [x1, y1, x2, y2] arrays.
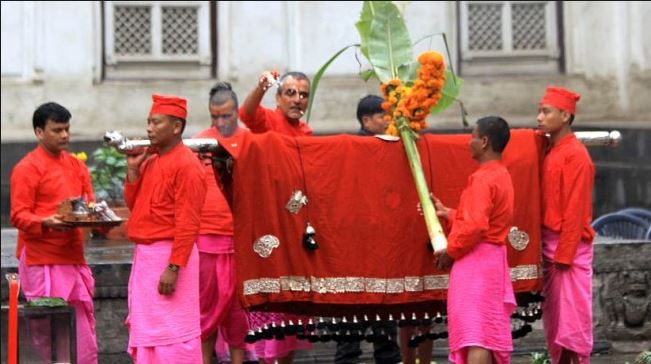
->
[[63, 219, 123, 228]]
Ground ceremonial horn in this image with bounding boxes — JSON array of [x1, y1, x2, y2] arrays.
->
[[103, 130, 219, 153], [575, 130, 622, 147]]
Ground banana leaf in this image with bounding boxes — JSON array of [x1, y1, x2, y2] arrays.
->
[[360, 69, 376, 81], [306, 44, 359, 123], [366, 1, 413, 83], [430, 69, 464, 114], [355, 1, 376, 60]]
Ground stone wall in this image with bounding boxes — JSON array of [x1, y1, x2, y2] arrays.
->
[[593, 240, 651, 353], [2, 2, 651, 141]]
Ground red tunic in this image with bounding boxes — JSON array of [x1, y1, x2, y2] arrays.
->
[[10, 145, 94, 265], [541, 133, 595, 265], [125, 142, 207, 267], [193, 127, 247, 236], [239, 105, 313, 136], [446, 160, 514, 261]]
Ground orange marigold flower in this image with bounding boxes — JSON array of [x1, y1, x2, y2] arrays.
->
[[418, 51, 444, 66], [386, 123, 399, 136], [378, 52, 447, 135], [409, 121, 422, 131]]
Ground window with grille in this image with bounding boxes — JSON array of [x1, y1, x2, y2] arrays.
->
[[459, 1, 561, 75], [104, 1, 212, 79]]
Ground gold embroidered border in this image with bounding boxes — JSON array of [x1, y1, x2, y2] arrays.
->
[[510, 264, 540, 281], [243, 264, 540, 296]]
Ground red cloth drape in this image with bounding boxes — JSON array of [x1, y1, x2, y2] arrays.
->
[[231, 129, 544, 315]]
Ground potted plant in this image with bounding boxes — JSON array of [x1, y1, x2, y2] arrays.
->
[[87, 145, 129, 239], [88, 145, 127, 206]]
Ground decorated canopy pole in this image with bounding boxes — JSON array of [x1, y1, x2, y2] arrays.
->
[[307, 1, 463, 252], [380, 52, 449, 252]]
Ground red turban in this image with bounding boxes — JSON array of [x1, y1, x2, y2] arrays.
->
[[539, 86, 581, 114], [149, 94, 187, 119]]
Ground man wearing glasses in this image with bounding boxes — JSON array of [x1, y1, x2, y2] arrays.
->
[[237, 70, 313, 363], [239, 70, 313, 137]]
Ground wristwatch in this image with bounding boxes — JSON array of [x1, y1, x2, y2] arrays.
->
[[167, 263, 179, 272]]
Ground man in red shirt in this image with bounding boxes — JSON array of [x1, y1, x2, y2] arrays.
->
[[239, 70, 313, 136], [238, 70, 313, 363], [124, 94, 207, 363], [537, 86, 595, 364], [11, 102, 98, 364], [434, 116, 516, 364], [194, 82, 250, 364]]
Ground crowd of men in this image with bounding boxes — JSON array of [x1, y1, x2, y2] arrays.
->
[[10, 69, 594, 364]]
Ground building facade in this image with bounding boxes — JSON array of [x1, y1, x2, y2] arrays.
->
[[2, 0, 650, 141]]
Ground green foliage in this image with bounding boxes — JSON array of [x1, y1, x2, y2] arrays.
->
[[365, 1, 413, 82], [306, 43, 360, 122], [355, 0, 374, 60], [430, 69, 464, 114], [635, 351, 651, 364], [88, 146, 127, 205], [306, 1, 465, 122], [27, 297, 67, 307], [530, 351, 551, 364]]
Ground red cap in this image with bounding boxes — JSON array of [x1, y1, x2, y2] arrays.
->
[[540, 86, 581, 114], [149, 94, 187, 119]]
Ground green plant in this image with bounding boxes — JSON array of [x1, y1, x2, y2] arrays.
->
[[88, 146, 127, 206], [308, 1, 466, 252], [635, 351, 651, 364], [530, 351, 551, 364]]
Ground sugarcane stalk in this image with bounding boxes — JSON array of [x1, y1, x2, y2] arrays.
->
[[398, 126, 448, 253]]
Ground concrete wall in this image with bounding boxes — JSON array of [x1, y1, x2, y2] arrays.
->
[[1, 1, 650, 142]]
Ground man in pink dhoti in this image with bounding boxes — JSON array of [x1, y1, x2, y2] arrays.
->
[[194, 82, 251, 364], [434, 116, 516, 364], [10, 102, 98, 364], [124, 94, 207, 363], [537, 86, 595, 364]]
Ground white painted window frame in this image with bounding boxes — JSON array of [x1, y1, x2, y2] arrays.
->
[[104, 0, 211, 65], [460, 0, 559, 60]]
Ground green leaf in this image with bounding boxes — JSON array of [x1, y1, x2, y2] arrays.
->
[[359, 69, 376, 81], [92, 149, 104, 159], [413, 32, 443, 47], [367, 2, 413, 83], [430, 69, 463, 114], [88, 145, 127, 204], [27, 297, 67, 307], [397, 61, 418, 85], [355, 1, 375, 60], [306, 43, 359, 122], [439, 32, 460, 84]]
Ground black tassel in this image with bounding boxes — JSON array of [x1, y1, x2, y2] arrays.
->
[[303, 222, 319, 250]]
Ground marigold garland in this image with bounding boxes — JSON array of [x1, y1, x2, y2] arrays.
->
[[380, 51, 446, 136]]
